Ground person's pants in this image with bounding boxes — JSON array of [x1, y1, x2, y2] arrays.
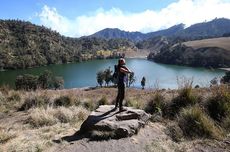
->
[[115, 83, 125, 109]]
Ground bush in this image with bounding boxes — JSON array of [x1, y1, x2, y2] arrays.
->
[[125, 98, 142, 109], [27, 107, 57, 128], [53, 95, 74, 107], [98, 96, 109, 106], [0, 129, 15, 144], [179, 106, 223, 139], [206, 86, 230, 122], [165, 86, 198, 118], [145, 92, 165, 114], [15, 70, 64, 90], [7, 91, 21, 102], [27, 106, 89, 128], [223, 116, 230, 131], [15, 74, 38, 91], [19, 95, 50, 111], [83, 100, 95, 111], [221, 71, 230, 84]]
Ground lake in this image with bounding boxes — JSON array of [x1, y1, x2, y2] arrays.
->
[[0, 58, 226, 89]]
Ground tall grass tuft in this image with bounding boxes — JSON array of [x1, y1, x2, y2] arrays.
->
[[83, 99, 95, 111], [179, 106, 223, 139], [206, 86, 230, 122], [19, 95, 50, 111], [27, 107, 57, 128], [145, 91, 165, 114], [53, 95, 74, 107], [97, 96, 109, 106], [27, 106, 89, 128], [165, 79, 199, 118], [0, 129, 15, 144]]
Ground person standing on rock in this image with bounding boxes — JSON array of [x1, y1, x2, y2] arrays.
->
[[115, 58, 132, 111]]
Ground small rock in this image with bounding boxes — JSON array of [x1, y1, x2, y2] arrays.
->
[[80, 105, 150, 139]]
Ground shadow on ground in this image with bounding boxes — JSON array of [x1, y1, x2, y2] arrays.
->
[[53, 107, 121, 143]]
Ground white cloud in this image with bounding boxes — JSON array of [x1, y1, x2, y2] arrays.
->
[[38, 0, 230, 37]]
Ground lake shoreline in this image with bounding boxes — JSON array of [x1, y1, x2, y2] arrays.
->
[[0, 58, 226, 89]]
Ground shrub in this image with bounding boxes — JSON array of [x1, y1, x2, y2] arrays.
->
[[53, 95, 74, 107], [125, 98, 142, 109], [98, 96, 109, 106], [27, 106, 89, 127], [53, 107, 74, 123], [27, 107, 57, 128], [0, 85, 11, 95], [221, 71, 230, 84], [223, 116, 230, 131], [0, 129, 15, 144], [165, 86, 198, 118], [15, 74, 38, 91], [179, 106, 223, 139], [83, 100, 95, 111], [19, 95, 50, 111], [53, 76, 64, 90], [206, 87, 230, 122], [7, 91, 21, 102], [97, 71, 104, 87], [53, 106, 89, 123], [145, 91, 165, 114]]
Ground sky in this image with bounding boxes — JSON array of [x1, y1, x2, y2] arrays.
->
[[0, 0, 230, 37]]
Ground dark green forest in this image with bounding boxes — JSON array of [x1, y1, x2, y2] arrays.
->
[[0, 20, 136, 70]]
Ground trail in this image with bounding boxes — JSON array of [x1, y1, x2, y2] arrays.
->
[[50, 123, 171, 152]]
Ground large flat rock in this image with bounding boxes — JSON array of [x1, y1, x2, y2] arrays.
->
[[80, 105, 150, 139]]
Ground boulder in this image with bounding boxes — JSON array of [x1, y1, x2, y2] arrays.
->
[[80, 105, 150, 139]]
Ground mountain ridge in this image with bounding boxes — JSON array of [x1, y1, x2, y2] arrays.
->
[[89, 18, 230, 41]]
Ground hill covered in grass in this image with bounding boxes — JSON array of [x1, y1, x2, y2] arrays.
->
[[0, 20, 136, 70], [0, 84, 230, 151], [183, 37, 230, 51]]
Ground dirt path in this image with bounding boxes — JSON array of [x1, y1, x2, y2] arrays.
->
[[49, 122, 230, 152], [50, 123, 172, 152]]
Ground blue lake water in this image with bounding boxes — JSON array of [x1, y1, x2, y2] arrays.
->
[[0, 58, 226, 89]]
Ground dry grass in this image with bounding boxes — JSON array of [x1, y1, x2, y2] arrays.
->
[[1, 86, 229, 151], [0, 129, 16, 144], [183, 37, 230, 51], [206, 85, 230, 122], [144, 91, 166, 114], [27, 106, 90, 128], [179, 106, 223, 139]]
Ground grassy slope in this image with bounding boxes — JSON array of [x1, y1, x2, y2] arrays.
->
[[0, 87, 229, 151], [183, 37, 230, 51]]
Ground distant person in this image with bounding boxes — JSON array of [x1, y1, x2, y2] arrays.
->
[[115, 58, 132, 111], [141, 77, 146, 90]]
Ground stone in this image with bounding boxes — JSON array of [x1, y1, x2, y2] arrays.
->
[[80, 105, 151, 139]]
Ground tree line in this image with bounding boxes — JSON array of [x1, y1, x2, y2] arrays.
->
[[15, 70, 64, 90]]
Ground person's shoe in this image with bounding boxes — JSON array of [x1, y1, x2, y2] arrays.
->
[[119, 107, 126, 112], [113, 106, 118, 111]]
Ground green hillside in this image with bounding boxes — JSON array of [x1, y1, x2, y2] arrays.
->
[[0, 20, 136, 70]]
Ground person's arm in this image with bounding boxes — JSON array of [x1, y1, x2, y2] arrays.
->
[[120, 66, 132, 74]]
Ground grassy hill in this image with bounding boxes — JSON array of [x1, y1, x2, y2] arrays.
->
[[183, 37, 230, 51]]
